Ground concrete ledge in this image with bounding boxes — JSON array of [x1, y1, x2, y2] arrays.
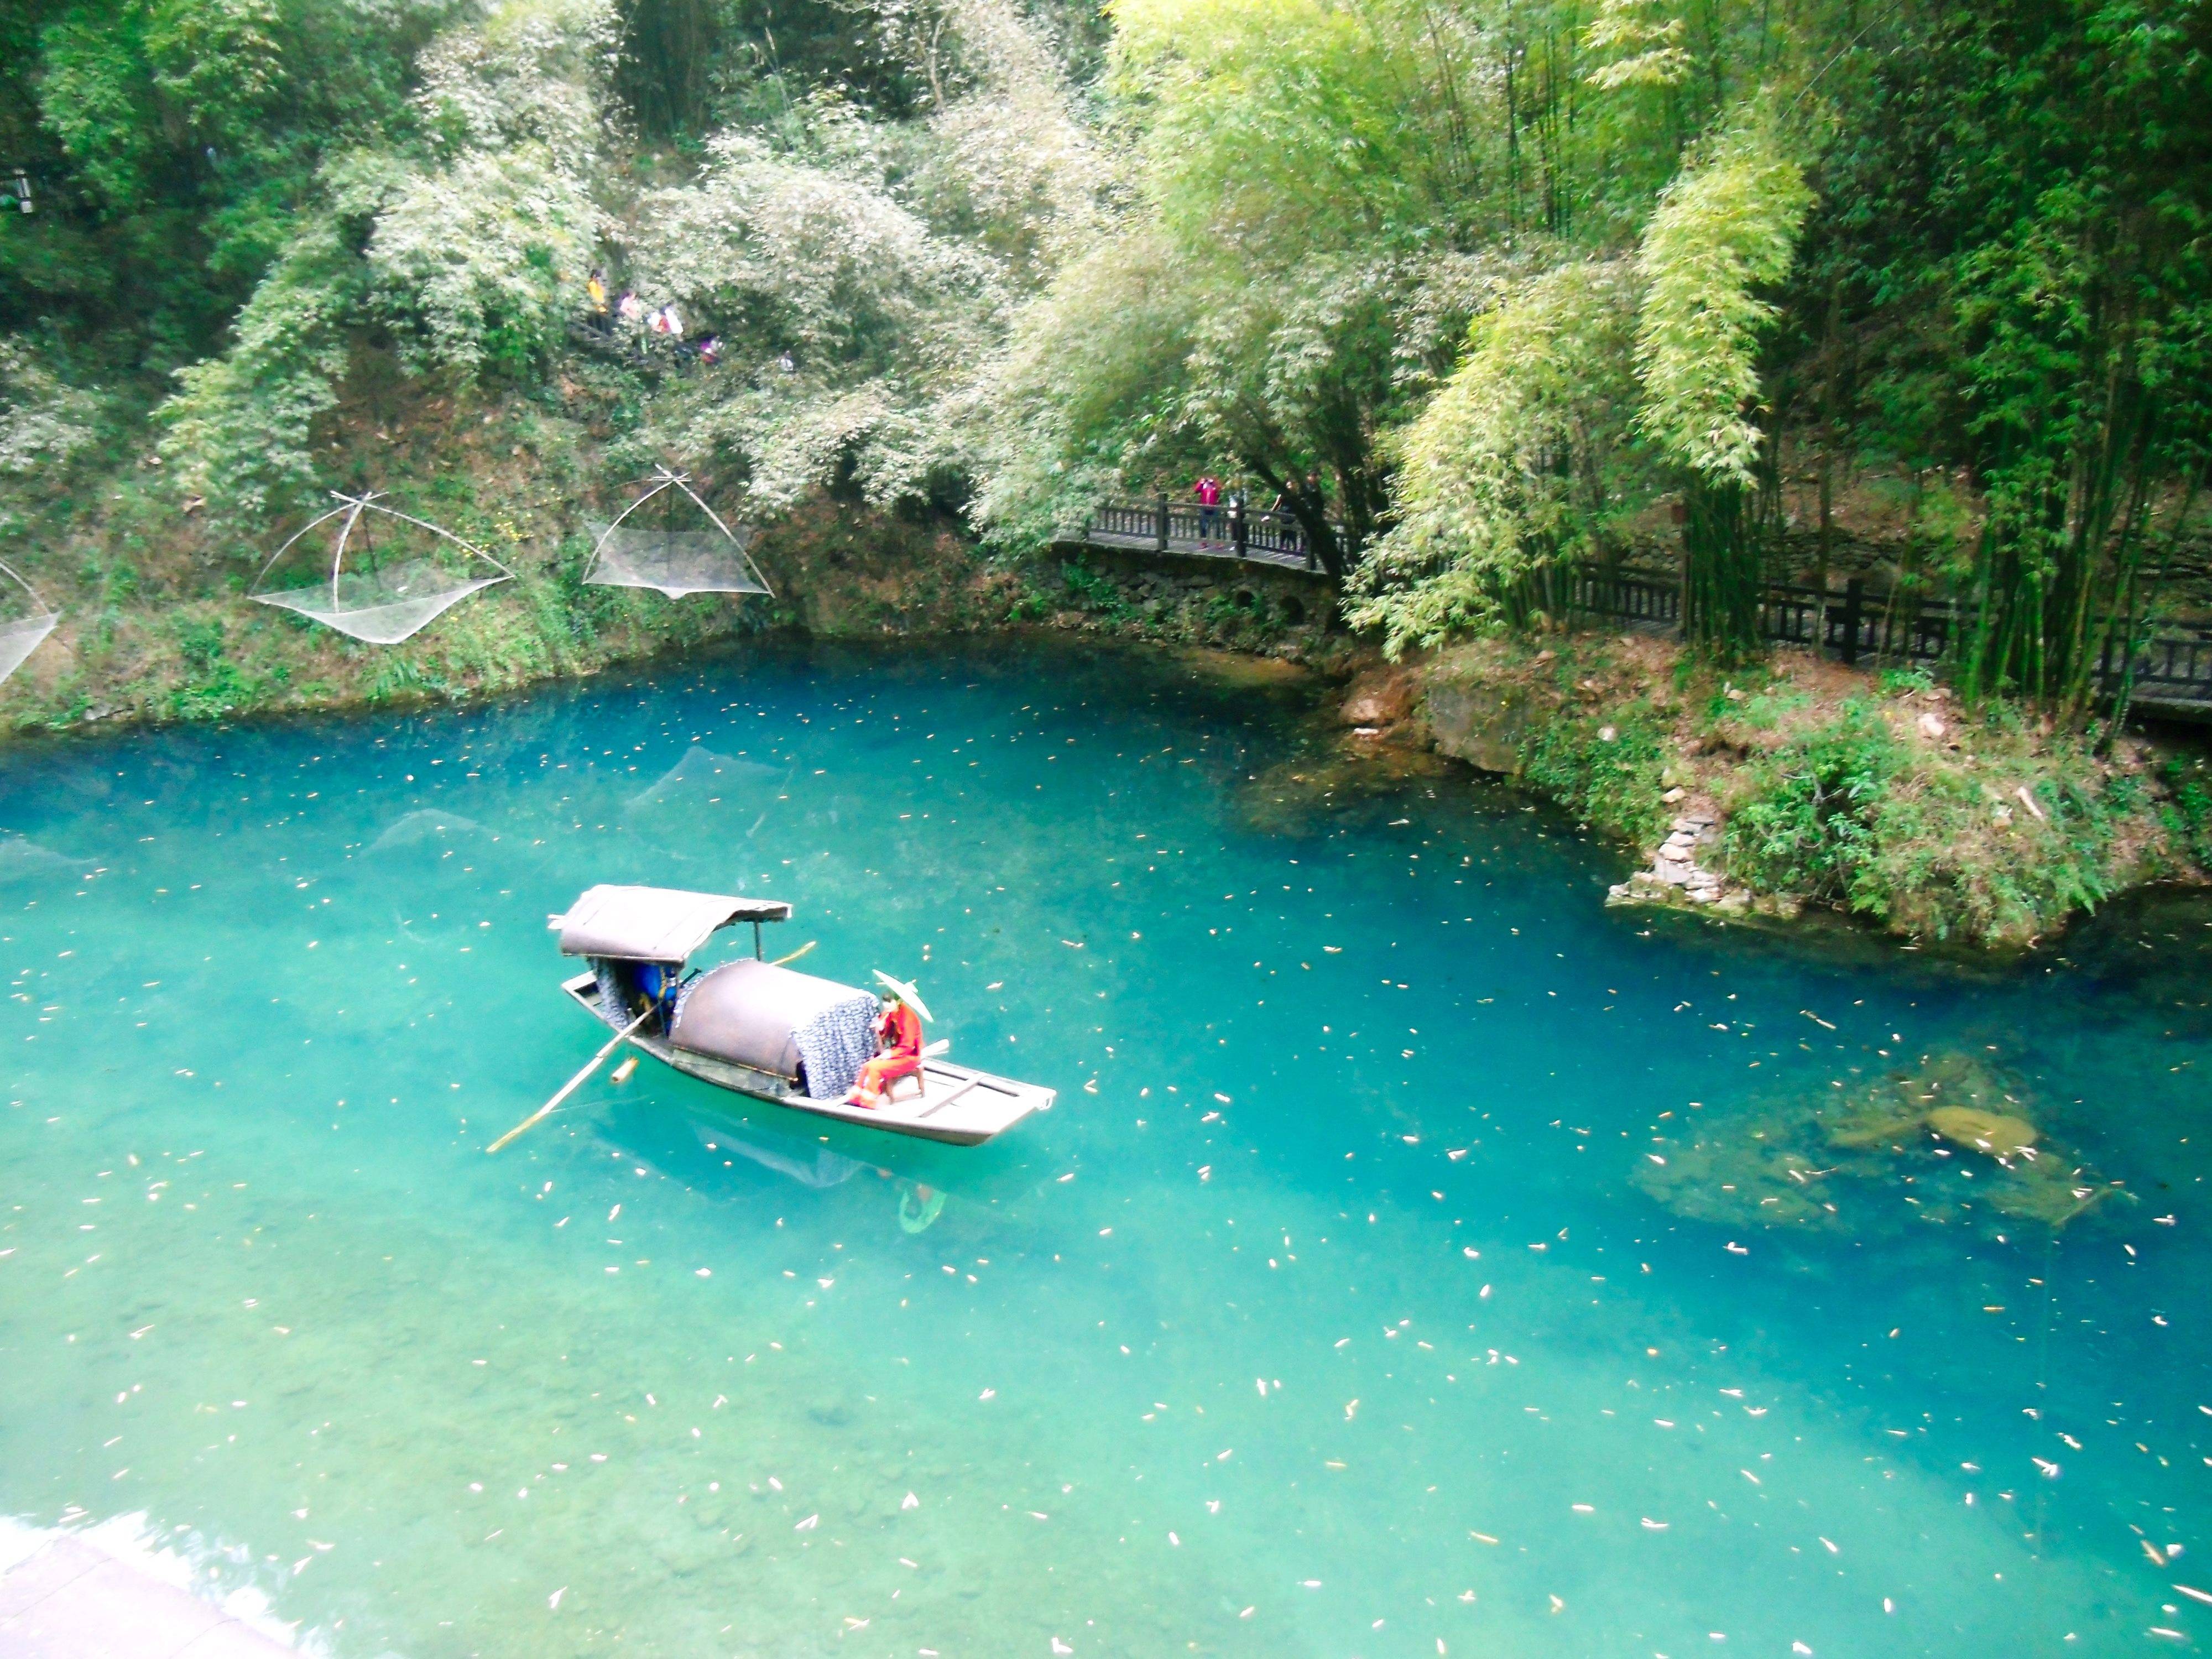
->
[[0, 1534, 295, 1659]]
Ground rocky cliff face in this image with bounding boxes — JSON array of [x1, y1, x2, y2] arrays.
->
[[1418, 674, 1540, 776]]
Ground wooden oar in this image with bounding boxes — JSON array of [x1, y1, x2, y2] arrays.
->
[[770, 940, 816, 967], [488, 1008, 653, 1154]]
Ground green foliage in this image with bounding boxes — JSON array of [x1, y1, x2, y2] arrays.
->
[[1798, 0, 2212, 716], [981, 0, 1513, 573], [156, 215, 361, 521], [1058, 557, 1135, 621], [1723, 702, 1900, 906], [1632, 129, 1813, 484], [1520, 701, 1672, 846], [2161, 757, 2212, 869], [1634, 128, 1812, 661], [1347, 261, 1639, 656], [148, 0, 620, 523], [4, 0, 427, 350], [1723, 700, 2137, 942], [368, 147, 602, 378], [0, 340, 100, 476], [165, 614, 259, 719]]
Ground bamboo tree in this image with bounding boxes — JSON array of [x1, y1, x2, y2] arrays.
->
[[1632, 124, 1811, 660]]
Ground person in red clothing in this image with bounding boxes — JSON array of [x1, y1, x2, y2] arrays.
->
[[848, 973, 930, 1107], [1194, 473, 1222, 547]]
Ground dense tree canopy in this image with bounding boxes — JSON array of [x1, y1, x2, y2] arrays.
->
[[2, 0, 2205, 713]]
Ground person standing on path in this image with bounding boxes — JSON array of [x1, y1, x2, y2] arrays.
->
[[1269, 483, 1302, 556], [1194, 473, 1222, 548]]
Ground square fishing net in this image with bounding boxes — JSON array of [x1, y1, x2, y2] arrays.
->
[[584, 468, 771, 600], [250, 494, 513, 645], [585, 524, 769, 599], [0, 611, 59, 687], [253, 561, 510, 645], [0, 558, 59, 687]]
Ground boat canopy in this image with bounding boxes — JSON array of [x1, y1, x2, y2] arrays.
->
[[669, 958, 878, 1096], [555, 884, 790, 964]]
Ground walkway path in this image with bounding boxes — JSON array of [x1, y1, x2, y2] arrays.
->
[[1080, 499, 1334, 576], [0, 1531, 296, 1658]]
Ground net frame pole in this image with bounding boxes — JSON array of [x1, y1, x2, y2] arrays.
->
[[329, 493, 370, 612], [249, 497, 359, 602], [249, 490, 519, 602], [0, 554, 59, 622]]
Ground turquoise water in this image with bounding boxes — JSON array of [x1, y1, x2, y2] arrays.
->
[[2, 638, 2207, 1658]]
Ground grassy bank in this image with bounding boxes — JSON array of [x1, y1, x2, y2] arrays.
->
[[0, 387, 1347, 737], [1390, 635, 2210, 950], [0, 375, 1013, 734]]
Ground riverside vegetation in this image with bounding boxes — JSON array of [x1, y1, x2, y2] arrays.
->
[[2, 0, 2208, 948]]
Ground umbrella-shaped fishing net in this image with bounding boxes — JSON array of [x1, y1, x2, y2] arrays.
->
[[0, 557, 60, 687], [251, 492, 513, 645], [585, 467, 770, 599]]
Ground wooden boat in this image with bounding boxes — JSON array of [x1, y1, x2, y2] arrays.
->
[[551, 884, 1053, 1145]]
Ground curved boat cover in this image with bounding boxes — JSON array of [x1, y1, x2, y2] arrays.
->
[[557, 884, 790, 964], [670, 958, 878, 1096]]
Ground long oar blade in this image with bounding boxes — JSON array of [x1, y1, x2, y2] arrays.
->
[[770, 940, 816, 967], [489, 1008, 653, 1154]]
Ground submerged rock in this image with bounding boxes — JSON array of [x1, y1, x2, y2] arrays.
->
[[1927, 1105, 2039, 1157], [1638, 1048, 2126, 1241], [1632, 1131, 1839, 1229], [1238, 737, 1454, 836]]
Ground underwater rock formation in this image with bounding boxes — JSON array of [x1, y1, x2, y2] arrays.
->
[[1238, 735, 1455, 837], [1927, 1105, 2039, 1157], [1635, 1050, 2125, 1239]]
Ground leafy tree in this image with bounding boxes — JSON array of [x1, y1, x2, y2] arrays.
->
[[1632, 124, 1812, 658], [979, 0, 1510, 576], [1347, 259, 1639, 654]]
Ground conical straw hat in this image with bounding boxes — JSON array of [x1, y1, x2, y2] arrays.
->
[[872, 970, 933, 1023]]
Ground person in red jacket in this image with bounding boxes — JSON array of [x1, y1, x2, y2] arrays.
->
[[848, 975, 928, 1107], [1194, 473, 1222, 547]]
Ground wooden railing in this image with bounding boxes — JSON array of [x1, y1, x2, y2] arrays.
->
[[1076, 504, 2212, 705], [1572, 566, 2212, 706], [1082, 498, 1331, 573]]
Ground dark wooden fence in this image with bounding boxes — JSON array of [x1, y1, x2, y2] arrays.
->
[[1079, 501, 2212, 706], [1083, 498, 1326, 572], [1572, 566, 2212, 707]]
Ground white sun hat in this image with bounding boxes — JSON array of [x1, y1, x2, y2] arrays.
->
[[872, 971, 933, 1023]]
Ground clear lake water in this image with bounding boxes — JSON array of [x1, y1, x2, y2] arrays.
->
[[1, 637, 2207, 1658]]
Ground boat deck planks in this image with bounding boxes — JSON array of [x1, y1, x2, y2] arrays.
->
[[561, 972, 1052, 1145]]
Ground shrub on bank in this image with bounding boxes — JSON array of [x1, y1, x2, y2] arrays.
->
[[1719, 700, 2135, 945], [1415, 634, 2204, 949], [1521, 701, 1674, 851]]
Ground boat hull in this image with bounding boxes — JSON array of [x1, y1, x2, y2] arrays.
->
[[561, 972, 1052, 1145]]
